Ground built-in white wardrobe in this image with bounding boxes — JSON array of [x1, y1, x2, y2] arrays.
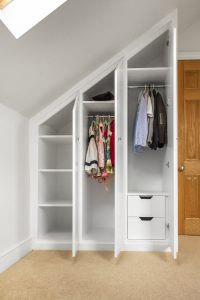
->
[[31, 20, 178, 258]]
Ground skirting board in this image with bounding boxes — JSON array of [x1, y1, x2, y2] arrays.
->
[[0, 238, 32, 273], [33, 241, 113, 251], [32, 241, 170, 252], [33, 241, 72, 250], [78, 242, 114, 251]]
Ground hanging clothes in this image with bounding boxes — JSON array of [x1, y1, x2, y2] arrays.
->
[[98, 122, 105, 169], [85, 116, 115, 190], [133, 91, 148, 152], [147, 91, 154, 145], [156, 92, 167, 148], [110, 119, 115, 166], [133, 87, 167, 152], [149, 90, 167, 150], [105, 120, 114, 174], [84, 121, 98, 175]]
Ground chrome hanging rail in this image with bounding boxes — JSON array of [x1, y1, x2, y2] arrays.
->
[[87, 115, 115, 118], [128, 84, 168, 89]]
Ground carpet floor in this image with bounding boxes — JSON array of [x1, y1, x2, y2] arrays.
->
[[0, 236, 200, 300]]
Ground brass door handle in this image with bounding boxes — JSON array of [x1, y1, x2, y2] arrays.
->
[[178, 165, 185, 172]]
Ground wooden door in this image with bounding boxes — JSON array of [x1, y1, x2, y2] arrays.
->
[[178, 60, 200, 235], [114, 59, 126, 257]]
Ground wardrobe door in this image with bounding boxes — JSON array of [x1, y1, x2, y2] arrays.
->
[[171, 26, 178, 259], [167, 24, 178, 259], [72, 96, 80, 257], [114, 59, 127, 257]]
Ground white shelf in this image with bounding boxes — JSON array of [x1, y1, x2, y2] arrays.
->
[[83, 100, 115, 114], [38, 201, 72, 207], [128, 67, 169, 84], [38, 169, 72, 173], [39, 135, 72, 144], [38, 231, 72, 242]]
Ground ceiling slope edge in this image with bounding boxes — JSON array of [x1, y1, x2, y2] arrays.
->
[[30, 9, 177, 126]]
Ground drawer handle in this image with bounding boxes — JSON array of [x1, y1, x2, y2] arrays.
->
[[139, 195, 153, 199], [139, 217, 153, 221]]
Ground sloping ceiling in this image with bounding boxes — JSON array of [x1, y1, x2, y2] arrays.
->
[[0, 0, 200, 117]]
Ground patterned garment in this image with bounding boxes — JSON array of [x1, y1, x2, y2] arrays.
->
[[84, 122, 98, 175], [147, 91, 154, 144], [98, 122, 105, 168], [110, 120, 115, 166]]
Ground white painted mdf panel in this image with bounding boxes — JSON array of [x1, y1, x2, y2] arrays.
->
[[172, 26, 178, 258], [128, 217, 166, 240], [114, 59, 126, 257], [38, 207, 72, 241], [128, 196, 165, 218], [72, 96, 80, 257], [38, 172, 72, 204], [38, 138, 72, 169]]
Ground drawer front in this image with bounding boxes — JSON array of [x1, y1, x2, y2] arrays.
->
[[128, 195, 165, 217], [128, 217, 166, 240]]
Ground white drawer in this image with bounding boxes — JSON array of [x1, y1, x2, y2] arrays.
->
[[128, 217, 166, 240], [128, 195, 165, 217]]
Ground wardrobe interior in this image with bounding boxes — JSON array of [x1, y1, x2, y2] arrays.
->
[[127, 30, 174, 196], [34, 27, 176, 252], [81, 72, 115, 244]]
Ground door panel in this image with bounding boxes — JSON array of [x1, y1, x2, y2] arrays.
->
[[114, 59, 126, 258], [184, 100, 199, 159], [72, 96, 80, 257], [178, 60, 200, 235]]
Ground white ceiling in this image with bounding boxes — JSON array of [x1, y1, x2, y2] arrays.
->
[[0, 0, 200, 117]]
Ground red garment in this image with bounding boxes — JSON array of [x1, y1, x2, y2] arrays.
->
[[110, 120, 115, 166]]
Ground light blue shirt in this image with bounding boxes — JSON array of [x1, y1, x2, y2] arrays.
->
[[133, 91, 148, 153]]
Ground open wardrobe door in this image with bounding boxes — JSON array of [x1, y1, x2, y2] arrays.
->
[[114, 59, 127, 258], [72, 95, 80, 257], [169, 24, 178, 259]]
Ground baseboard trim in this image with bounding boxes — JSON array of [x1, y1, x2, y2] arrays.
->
[[79, 242, 114, 251], [33, 241, 114, 251], [33, 241, 72, 250], [0, 237, 32, 273], [33, 241, 171, 252]]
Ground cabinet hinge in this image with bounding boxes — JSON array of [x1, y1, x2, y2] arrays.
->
[[165, 161, 170, 168]]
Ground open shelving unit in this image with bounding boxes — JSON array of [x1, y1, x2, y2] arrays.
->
[[38, 207, 72, 242], [37, 101, 75, 246]]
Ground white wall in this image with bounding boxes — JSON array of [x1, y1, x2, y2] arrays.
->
[[179, 19, 200, 52], [0, 104, 30, 264]]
